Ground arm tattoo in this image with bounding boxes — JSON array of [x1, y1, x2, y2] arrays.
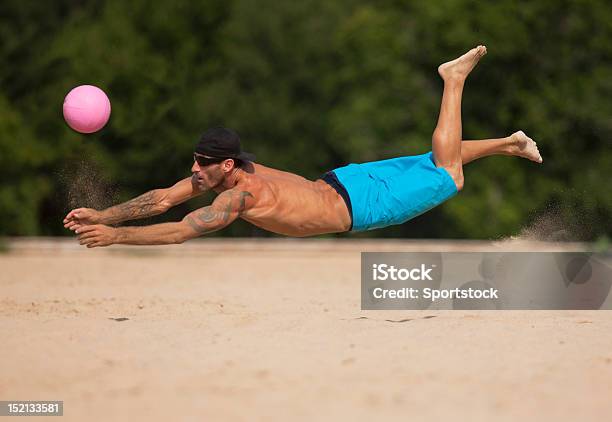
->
[[185, 190, 253, 235], [105, 191, 161, 224], [197, 208, 219, 223]]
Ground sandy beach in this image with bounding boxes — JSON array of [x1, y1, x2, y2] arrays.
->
[[1, 238, 611, 421]]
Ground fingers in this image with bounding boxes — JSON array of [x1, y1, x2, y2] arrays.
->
[[74, 225, 111, 248], [78, 230, 97, 244], [77, 226, 100, 245], [63, 211, 75, 223], [81, 238, 103, 247], [82, 237, 108, 248], [77, 231, 98, 241], [75, 225, 97, 245], [86, 242, 107, 248], [78, 232, 102, 246], [68, 222, 111, 248], [75, 225, 98, 234], [64, 221, 80, 230], [63, 208, 85, 223]]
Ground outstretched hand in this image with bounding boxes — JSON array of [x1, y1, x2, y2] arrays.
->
[[63, 208, 102, 232], [75, 224, 118, 248]]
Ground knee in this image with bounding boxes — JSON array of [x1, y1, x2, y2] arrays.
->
[[432, 130, 444, 146]]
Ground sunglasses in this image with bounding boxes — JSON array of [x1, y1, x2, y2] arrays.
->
[[193, 153, 227, 167]]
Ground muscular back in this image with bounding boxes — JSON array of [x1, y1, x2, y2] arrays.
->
[[234, 163, 351, 236]]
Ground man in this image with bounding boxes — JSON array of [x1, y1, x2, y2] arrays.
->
[[64, 46, 542, 247]]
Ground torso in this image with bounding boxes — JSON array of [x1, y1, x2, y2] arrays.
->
[[224, 163, 351, 237]]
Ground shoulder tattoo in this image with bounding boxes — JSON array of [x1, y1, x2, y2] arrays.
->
[[185, 190, 254, 234]]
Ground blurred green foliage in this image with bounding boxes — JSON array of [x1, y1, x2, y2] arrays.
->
[[0, 0, 610, 239]]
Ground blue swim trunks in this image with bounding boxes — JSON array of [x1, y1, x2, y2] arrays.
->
[[327, 152, 458, 232]]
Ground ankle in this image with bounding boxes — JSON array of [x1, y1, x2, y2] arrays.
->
[[504, 135, 518, 152], [443, 78, 465, 89]]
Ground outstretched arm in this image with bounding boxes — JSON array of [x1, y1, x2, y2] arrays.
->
[[75, 189, 254, 247], [64, 176, 202, 230]]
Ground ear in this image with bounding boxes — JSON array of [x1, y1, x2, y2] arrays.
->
[[222, 158, 236, 172]]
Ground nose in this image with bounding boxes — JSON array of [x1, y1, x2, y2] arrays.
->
[[191, 160, 200, 173]]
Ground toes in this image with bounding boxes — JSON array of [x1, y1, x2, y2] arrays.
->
[[533, 143, 543, 163]]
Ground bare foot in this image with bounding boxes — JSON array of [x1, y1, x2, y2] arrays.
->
[[438, 45, 487, 83], [509, 131, 543, 163]]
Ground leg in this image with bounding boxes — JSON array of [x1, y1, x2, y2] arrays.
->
[[461, 131, 543, 164], [432, 45, 487, 190], [461, 138, 511, 164]]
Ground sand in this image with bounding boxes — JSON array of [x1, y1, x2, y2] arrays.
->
[[1, 238, 611, 421]]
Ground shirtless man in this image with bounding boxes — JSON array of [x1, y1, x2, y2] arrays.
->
[[64, 45, 542, 247]]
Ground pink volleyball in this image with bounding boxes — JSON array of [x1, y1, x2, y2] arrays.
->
[[63, 85, 111, 133]]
